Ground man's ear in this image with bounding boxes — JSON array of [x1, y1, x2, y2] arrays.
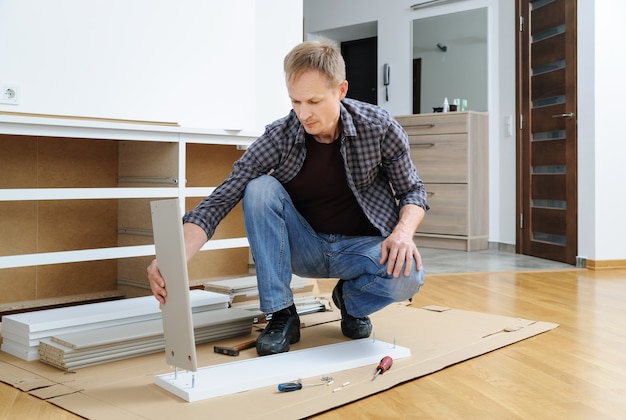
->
[[338, 80, 348, 99]]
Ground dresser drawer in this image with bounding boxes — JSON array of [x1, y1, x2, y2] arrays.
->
[[409, 133, 467, 183], [418, 184, 468, 236], [396, 112, 468, 135], [397, 111, 488, 251]]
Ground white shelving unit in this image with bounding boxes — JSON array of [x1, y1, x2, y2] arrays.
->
[[0, 113, 257, 305]]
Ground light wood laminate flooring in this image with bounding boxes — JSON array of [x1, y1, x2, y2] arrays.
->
[[1, 251, 624, 419]]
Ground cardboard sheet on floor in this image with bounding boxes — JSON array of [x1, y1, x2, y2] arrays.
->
[[0, 301, 558, 420]]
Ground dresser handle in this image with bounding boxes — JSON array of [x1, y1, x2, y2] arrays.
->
[[413, 123, 435, 129], [411, 143, 435, 148], [426, 192, 435, 197]]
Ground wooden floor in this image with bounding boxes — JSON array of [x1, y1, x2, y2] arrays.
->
[[2, 268, 626, 419]]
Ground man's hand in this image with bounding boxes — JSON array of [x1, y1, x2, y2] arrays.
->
[[147, 258, 167, 304], [147, 222, 209, 304], [380, 204, 425, 277], [380, 230, 422, 277]]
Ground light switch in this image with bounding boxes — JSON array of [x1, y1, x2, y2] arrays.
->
[[505, 115, 513, 137]]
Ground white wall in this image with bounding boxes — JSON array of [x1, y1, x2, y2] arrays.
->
[[0, 0, 302, 131], [254, 0, 304, 129], [577, 0, 626, 261], [304, 0, 516, 247]]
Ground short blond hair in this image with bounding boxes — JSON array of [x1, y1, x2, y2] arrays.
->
[[283, 39, 346, 86]]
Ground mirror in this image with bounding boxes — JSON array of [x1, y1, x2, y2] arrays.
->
[[412, 8, 488, 113]]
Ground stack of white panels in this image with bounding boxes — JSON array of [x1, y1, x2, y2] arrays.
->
[[1, 290, 230, 361], [38, 306, 258, 371], [235, 296, 329, 317], [204, 274, 310, 300]]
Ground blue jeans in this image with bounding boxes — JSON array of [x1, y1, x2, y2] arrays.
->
[[242, 175, 425, 317]]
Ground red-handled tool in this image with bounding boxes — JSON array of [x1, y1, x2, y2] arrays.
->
[[372, 356, 393, 381]]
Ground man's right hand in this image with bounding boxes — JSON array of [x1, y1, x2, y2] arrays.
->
[[147, 258, 167, 304], [147, 222, 208, 305]]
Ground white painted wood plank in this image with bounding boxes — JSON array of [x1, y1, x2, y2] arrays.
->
[[40, 338, 164, 362], [39, 324, 253, 367], [51, 308, 256, 349], [0, 237, 248, 269], [155, 339, 411, 402], [0, 113, 259, 143], [0, 246, 153, 269], [0, 291, 229, 361], [2, 290, 227, 338], [39, 341, 167, 370], [0, 339, 39, 361], [41, 324, 252, 367], [204, 275, 309, 296], [42, 323, 251, 359], [198, 237, 249, 251], [37, 307, 259, 370], [183, 187, 216, 198], [47, 324, 252, 364], [150, 198, 198, 372], [0, 188, 178, 201]]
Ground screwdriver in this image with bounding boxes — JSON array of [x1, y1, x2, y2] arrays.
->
[[278, 382, 317, 392], [278, 377, 333, 392], [372, 355, 393, 381]]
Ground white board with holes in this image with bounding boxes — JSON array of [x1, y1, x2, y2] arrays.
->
[[150, 199, 198, 372], [155, 339, 410, 402]]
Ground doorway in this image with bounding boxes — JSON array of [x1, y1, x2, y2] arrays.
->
[[412, 58, 422, 114], [516, 0, 578, 264], [341, 37, 377, 105]]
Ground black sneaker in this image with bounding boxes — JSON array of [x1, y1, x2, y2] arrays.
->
[[332, 280, 372, 339], [256, 303, 300, 356]]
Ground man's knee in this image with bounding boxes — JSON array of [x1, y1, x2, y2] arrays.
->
[[245, 175, 276, 198], [390, 268, 425, 301], [243, 175, 282, 208]]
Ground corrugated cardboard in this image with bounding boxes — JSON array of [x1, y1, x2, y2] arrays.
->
[[0, 299, 558, 419]]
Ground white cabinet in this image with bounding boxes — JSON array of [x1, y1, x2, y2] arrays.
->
[[0, 115, 256, 307], [396, 111, 489, 251]]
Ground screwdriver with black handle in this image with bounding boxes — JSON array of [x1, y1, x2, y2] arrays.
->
[[372, 355, 393, 381]]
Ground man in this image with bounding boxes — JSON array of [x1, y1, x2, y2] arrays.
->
[[148, 39, 429, 356]]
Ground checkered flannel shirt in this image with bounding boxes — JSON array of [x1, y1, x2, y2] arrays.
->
[[183, 98, 429, 239]]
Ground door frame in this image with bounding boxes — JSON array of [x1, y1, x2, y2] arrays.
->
[[515, 0, 578, 264]]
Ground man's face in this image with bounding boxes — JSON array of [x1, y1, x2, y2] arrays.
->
[[287, 70, 348, 142]]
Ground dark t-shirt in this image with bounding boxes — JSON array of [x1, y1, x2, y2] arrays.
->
[[284, 134, 380, 236]]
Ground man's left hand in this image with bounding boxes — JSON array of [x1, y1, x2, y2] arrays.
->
[[380, 230, 422, 278]]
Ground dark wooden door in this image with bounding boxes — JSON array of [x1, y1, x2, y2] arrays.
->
[[412, 58, 422, 114], [341, 37, 377, 105], [516, 0, 578, 264]]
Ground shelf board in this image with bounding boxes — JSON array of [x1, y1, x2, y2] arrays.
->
[[0, 238, 249, 269], [0, 113, 259, 145], [0, 188, 179, 201], [155, 339, 411, 402], [183, 187, 217, 197]]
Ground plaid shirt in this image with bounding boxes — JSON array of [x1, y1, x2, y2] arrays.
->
[[183, 98, 429, 239]]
